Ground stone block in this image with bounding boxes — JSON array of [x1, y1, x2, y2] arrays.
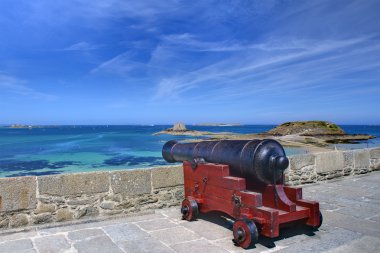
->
[[354, 149, 370, 172], [315, 151, 344, 174], [369, 148, 380, 170], [369, 148, 380, 159], [288, 154, 315, 171], [342, 151, 354, 175], [66, 196, 97, 206], [370, 160, 380, 171], [0, 176, 36, 212], [35, 203, 56, 214], [10, 213, 29, 227], [38, 172, 109, 196], [151, 165, 183, 189], [33, 213, 52, 224], [55, 208, 74, 222], [0, 217, 9, 228], [84, 206, 99, 217], [100, 201, 116, 210], [111, 169, 151, 196]]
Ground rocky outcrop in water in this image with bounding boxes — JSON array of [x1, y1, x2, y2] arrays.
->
[[265, 121, 346, 136], [153, 123, 213, 136]]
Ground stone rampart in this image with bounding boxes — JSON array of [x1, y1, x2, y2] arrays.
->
[[286, 147, 380, 185], [0, 147, 379, 230]]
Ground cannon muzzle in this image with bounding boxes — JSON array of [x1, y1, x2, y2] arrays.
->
[[162, 139, 289, 184]]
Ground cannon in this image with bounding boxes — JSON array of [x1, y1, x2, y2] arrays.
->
[[162, 139, 322, 249]]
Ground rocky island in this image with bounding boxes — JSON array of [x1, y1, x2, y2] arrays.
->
[[154, 121, 375, 152], [153, 122, 229, 136], [264, 121, 375, 144]]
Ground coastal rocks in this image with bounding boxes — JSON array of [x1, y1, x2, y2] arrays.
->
[[266, 121, 346, 136], [153, 123, 212, 136], [161, 122, 187, 133], [172, 122, 187, 131], [266, 121, 375, 145]]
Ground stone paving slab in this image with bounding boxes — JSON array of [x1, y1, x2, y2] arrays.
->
[[73, 235, 123, 253], [0, 238, 36, 253], [325, 235, 380, 253], [34, 234, 71, 253], [171, 238, 229, 253], [116, 238, 174, 253], [0, 171, 379, 253], [150, 226, 202, 245], [135, 218, 178, 231], [103, 223, 151, 241]]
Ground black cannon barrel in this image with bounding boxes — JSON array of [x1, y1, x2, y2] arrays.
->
[[162, 139, 289, 184]]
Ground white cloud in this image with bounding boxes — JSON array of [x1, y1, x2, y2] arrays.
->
[[63, 42, 103, 51], [0, 73, 56, 100], [152, 36, 380, 102], [90, 52, 134, 75]]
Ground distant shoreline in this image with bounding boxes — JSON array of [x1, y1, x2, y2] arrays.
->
[[193, 123, 242, 127]]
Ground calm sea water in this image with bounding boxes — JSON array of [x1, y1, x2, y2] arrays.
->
[[0, 125, 379, 178]]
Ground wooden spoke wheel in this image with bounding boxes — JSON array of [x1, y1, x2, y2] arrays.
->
[[181, 199, 199, 221], [232, 219, 258, 249]]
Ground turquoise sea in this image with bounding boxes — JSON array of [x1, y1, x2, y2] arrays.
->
[[0, 125, 379, 178]]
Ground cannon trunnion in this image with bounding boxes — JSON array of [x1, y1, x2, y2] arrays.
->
[[162, 140, 322, 249]]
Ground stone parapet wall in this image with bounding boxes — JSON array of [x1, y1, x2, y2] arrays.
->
[[1, 147, 379, 230], [286, 148, 380, 185], [0, 166, 184, 230]]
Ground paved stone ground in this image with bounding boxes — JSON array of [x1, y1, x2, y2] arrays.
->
[[1, 171, 379, 253]]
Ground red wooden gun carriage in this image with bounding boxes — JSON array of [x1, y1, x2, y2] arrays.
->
[[163, 140, 322, 249]]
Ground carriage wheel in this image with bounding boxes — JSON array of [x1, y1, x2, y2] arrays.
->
[[232, 219, 258, 249], [181, 199, 199, 221], [313, 211, 323, 230]]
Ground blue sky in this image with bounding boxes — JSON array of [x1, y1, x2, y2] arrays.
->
[[0, 0, 379, 125]]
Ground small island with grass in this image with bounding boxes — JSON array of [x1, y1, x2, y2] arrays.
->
[[266, 121, 345, 136], [264, 121, 374, 144], [154, 121, 375, 152]]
